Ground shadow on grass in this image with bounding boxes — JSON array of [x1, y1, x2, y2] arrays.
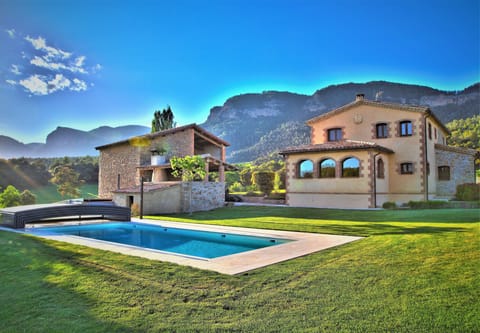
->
[[158, 206, 480, 224], [315, 223, 468, 236], [0, 231, 143, 333]]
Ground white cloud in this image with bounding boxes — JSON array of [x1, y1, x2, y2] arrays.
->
[[48, 74, 71, 92], [25, 35, 71, 60], [5, 31, 100, 96], [19, 75, 49, 95], [30, 55, 87, 73], [5, 28, 16, 39], [10, 64, 21, 75], [75, 56, 86, 67], [71, 78, 87, 92]]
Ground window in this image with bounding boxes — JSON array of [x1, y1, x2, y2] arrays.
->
[[377, 158, 385, 179], [319, 159, 336, 178], [438, 166, 450, 180], [342, 157, 360, 177], [327, 128, 343, 142], [428, 123, 432, 140], [400, 163, 414, 174], [298, 160, 313, 178], [376, 123, 388, 138], [400, 121, 413, 136]]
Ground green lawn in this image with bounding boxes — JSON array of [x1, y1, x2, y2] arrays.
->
[[31, 183, 98, 204], [0, 207, 479, 332]]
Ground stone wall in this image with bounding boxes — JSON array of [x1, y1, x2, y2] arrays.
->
[[113, 181, 225, 215], [435, 145, 476, 198], [98, 144, 141, 198], [182, 182, 225, 213]]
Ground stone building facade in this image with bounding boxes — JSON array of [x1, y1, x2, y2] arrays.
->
[[280, 94, 477, 209], [96, 124, 232, 213], [435, 145, 477, 197]]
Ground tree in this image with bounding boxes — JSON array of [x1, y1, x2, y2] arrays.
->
[[50, 165, 84, 198], [252, 171, 275, 196], [151, 106, 176, 133], [170, 156, 206, 181], [0, 185, 22, 208], [20, 190, 36, 205]]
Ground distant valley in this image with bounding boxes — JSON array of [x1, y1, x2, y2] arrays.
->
[[1, 81, 478, 161], [0, 125, 150, 158]]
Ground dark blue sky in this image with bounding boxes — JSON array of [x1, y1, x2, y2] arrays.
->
[[0, 0, 478, 142]]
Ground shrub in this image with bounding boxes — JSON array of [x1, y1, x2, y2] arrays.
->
[[20, 190, 36, 205], [252, 171, 275, 196], [240, 168, 253, 187], [0, 185, 22, 208], [268, 192, 286, 200], [382, 201, 397, 209], [407, 201, 449, 209], [229, 182, 244, 193], [455, 183, 480, 201], [275, 169, 286, 190]]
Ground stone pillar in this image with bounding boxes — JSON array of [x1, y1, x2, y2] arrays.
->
[[204, 158, 209, 182], [219, 145, 226, 182]]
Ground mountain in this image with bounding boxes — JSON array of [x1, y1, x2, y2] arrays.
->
[[201, 81, 480, 162], [1, 81, 478, 161], [0, 125, 150, 158]]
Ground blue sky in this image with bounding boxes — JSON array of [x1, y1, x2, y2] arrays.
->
[[1, 0, 479, 143]]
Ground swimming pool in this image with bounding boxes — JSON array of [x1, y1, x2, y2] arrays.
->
[[32, 222, 291, 259]]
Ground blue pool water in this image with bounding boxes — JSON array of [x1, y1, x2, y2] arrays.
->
[[32, 222, 291, 259]]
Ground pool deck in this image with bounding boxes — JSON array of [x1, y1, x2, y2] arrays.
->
[[12, 219, 362, 275]]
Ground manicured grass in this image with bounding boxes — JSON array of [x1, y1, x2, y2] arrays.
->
[[1, 207, 479, 332], [31, 183, 98, 204]]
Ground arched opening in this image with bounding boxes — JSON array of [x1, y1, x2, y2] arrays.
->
[[319, 158, 336, 178], [298, 160, 313, 178], [342, 157, 360, 177], [377, 158, 385, 179]]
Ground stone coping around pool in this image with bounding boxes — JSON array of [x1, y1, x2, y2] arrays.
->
[[6, 219, 363, 275]]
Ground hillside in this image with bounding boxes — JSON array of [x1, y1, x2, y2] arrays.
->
[[0, 125, 150, 158], [201, 81, 479, 162], [1, 81, 478, 161]]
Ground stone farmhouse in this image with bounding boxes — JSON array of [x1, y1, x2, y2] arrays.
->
[[280, 94, 477, 209], [96, 124, 233, 214]]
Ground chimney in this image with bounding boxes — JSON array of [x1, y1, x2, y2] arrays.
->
[[355, 93, 365, 102]]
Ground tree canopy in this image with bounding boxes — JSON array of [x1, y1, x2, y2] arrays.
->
[[50, 165, 84, 198], [151, 106, 176, 133], [170, 156, 206, 181]]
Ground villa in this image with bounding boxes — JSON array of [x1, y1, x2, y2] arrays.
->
[[280, 94, 477, 209], [95, 124, 234, 214]]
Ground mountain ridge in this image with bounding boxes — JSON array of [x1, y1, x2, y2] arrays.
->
[[201, 81, 479, 162], [0, 125, 150, 158], [1, 81, 478, 161]]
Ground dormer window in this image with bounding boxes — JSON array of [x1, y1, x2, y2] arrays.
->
[[327, 128, 343, 142]]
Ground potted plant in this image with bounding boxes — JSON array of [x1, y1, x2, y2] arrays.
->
[[150, 144, 168, 165]]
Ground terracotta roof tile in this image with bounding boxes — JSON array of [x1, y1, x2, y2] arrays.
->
[[279, 140, 395, 155]]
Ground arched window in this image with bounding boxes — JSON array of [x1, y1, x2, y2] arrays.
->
[[319, 159, 336, 178], [342, 157, 360, 177], [298, 160, 313, 178], [377, 158, 384, 179]]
